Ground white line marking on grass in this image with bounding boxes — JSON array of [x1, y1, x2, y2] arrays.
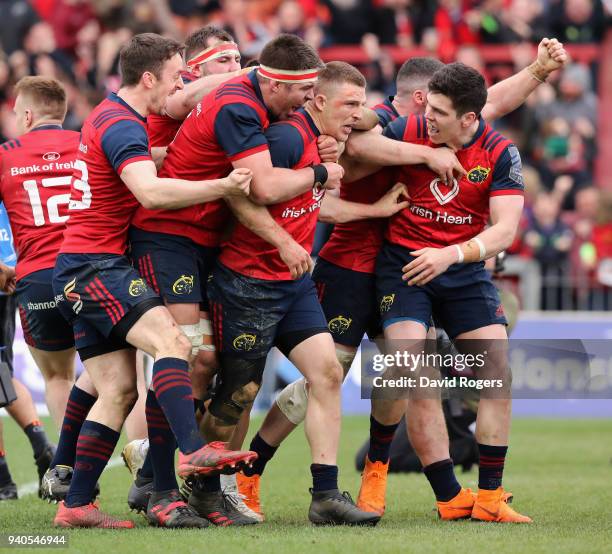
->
[[17, 456, 124, 498]]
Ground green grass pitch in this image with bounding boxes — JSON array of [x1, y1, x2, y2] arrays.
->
[[0, 416, 609, 553]]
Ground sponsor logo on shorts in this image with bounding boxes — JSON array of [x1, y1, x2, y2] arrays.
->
[[495, 304, 505, 317], [430, 177, 459, 205], [172, 274, 194, 295], [466, 165, 490, 184], [328, 315, 352, 335], [380, 293, 395, 313], [64, 279, 82, 314], [25, 294, 64, 311], [128, 278, 147, 297], [232, 333, 257, 352]]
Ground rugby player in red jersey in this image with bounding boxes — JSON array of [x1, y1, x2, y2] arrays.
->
[[0, 77, 100, 495], [370, 62, 531, 523], [50, 33, 255, 529], [203, 61, 403, 526], [239, 38, 567, 518]]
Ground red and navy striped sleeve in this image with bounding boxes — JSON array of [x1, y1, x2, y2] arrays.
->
[[382, 116, 408, 141], [490, 144, 525, 196], [266, 123, 305, 169], [101, 119, 151, 174], [214, 103, 269, 162]]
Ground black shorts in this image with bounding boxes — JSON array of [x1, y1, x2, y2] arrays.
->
[[53, 253, 163, 360], [376, 242, 507, 339], [312, 258, 381, 347], [15, 268, 75, 351], [0, 293, 16, 373], [129, 227, 219, 312], [208, 262, 329, 359]]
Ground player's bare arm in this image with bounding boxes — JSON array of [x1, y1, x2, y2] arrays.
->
[[164, 68, 251, 120], [121, 160, 251, 209], [232, 149, 344, 204], [318, 182, 410, 223], [482, 38, 567, 121], [0, 260, 15, 293], [343, 131, 466, 184], [225, 194, 314, 279], [401, 195, 524, 286]]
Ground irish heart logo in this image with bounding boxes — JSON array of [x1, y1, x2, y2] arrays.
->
[[430, 177, 459, 205]]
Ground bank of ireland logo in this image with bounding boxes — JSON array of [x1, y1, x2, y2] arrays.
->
[[467, 165, 490, 184], [172, 274, 194, 295], [129, 278, 147, 297], [380, 294, 395, 313], [328, 315, 352, 335], [233, 333, 257, 351], [430, 177, 459, 205], [64, 278, 82, 314]]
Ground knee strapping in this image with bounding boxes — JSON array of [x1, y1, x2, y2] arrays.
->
[[199, 318, 216, 352], [335, 347, 356, 376], [208, 356, 266, 425], [275, 378, 308, 425]]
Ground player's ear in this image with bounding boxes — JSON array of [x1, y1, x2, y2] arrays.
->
[[142, 71, 156, 89], [413, 89, 425, 107], [461, 111, 477, 128], [313, 92, 327, 111], [25, 109, 33, 129]]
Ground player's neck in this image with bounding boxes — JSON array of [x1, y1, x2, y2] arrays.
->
[[30, 119, 63, 131], [447, 118, 480, 151], [117, 87, 149, 118], [304, 104, 323, 135]]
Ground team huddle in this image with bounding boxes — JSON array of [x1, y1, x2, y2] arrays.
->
[[0, 28, 567, 529]]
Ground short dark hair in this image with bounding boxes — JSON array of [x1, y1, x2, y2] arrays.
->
[[259, 34, 323, 71], [396, 57, 444, 91], [428, 62, 487, 116], [185, 25, 234, 61], [14, 76, 67, 120], [317, 61, 366, 91], [119, 33, 184, 87]]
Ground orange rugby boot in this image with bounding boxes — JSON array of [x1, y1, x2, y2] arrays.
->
[[356, 456, 389, 516], [436, 487, 476, 520], [471, 487, 532, 523], [236, 472, 264, 521]]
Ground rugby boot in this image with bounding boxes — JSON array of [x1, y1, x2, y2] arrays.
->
[[121, 439, 149, 479], [236, 472, 264, 521], [39, 465, 100, 503], [35, 444, 56, 497], [177, 441, 257, 478], [188, 486, 259, 526], [471, 487, 532, 523], [437, 487, 476, 520], [221, 473, 264, 522], [0, 481, 17, 501], [127, 470, 154, 513], [308, 489, 381, 526], [356, 456, 389, 516], [146, 489, 209, 528], [54, 501, 135, 529]]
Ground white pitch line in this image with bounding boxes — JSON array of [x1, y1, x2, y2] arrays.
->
[[17, 456, 125, 498]]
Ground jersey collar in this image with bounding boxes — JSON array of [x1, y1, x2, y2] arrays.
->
[[461, 117, 486, 149], [30, 124, 63, 132], [298, 107, 321, 137], [383, 96, 399, 118], [107, 92, 147, 122]]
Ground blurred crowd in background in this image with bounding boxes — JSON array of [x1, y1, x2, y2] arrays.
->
[[0, 0, 610, 310]]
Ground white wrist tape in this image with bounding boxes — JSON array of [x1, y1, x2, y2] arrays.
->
[[180, 323, 204, 356], [454, 244, 464, 264], [473, 237, 487, 261]]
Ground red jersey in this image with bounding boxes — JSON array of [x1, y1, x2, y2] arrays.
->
[[0, 126, 79, 280], [132, 71, 270, 247], [219, 109, 323, 280], [147, 71, 196, 147], [384, 115, 524, 250], [60, 93, 152, 255], [318, 98, 399, 274]]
